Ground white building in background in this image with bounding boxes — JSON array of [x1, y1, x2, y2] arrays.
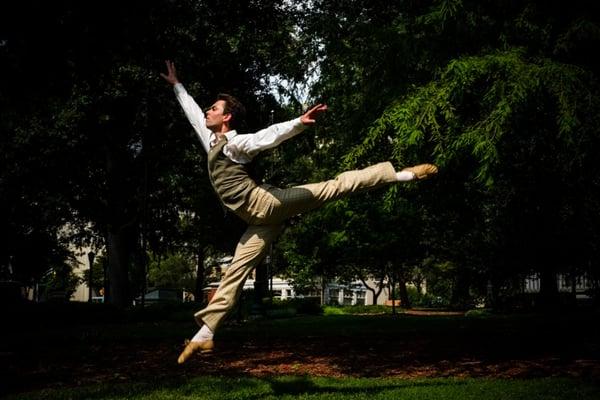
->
[[204, 277, 372, 305], [69, 248, 424, 306], [204, 255, 418, 306], [524, 272, 593, 299], [324, 279, 426, 306], [204, 256, 423, 306], [325, 282, 368, 305]]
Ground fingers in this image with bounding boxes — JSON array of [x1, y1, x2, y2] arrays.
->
[[307, 103, 322, 114], [303, 104, 328, 122], [164, 59, 176, 75], [161, 60, 179, 84], [307, 103, 327, 115], [300, 103, 328, 125]]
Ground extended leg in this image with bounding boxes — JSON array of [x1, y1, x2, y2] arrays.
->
[[264, 162, 398, 223], [237, 162, 437, 226]]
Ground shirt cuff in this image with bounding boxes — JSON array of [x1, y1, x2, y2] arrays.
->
[[173, 83, 185, 94], [293, 116, 306, 130]]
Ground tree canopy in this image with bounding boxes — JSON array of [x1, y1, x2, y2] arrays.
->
[[2, 0, 599, 308]]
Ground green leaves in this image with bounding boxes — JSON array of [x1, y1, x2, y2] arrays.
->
[[296, 1, 600, 306], [347, 50, 597, 188]]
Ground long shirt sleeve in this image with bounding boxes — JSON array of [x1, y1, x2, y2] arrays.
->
[[222, 118, 306, 164], [173, 83, 212, 153], [174, 83, 307, 164]]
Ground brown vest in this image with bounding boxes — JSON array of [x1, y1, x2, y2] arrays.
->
[[207, 138, 258, 211]]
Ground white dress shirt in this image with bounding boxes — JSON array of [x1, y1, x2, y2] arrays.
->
[[174, 83, 306, 164]]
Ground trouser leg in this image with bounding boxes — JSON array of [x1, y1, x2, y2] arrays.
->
[[200, 162, 397, 331], [240, 162, 398, 225], [194, 224, 283, 333]]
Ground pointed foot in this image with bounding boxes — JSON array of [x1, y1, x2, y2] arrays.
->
[[402, 164, 438, 180], [177, 339, 214, 364]]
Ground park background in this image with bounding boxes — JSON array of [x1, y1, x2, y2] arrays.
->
[[1, 0, 600, 398]]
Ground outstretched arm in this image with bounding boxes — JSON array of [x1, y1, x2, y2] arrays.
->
[[225, 103, 329, 163], [161, 60, 212, 153]]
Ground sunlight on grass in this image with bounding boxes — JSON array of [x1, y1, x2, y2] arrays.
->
[[323, 306, 346, 315], [9, 376, 599, 400], [322, 305, 393, 316]]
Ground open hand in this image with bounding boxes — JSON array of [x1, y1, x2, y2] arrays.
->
[[160, 60, 179, 85], [300, 103, 328, 125]]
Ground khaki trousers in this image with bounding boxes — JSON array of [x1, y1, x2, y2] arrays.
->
[[195, 162, 397, 332]]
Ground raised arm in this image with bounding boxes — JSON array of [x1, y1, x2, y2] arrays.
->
[[161, 60, 212, 153]]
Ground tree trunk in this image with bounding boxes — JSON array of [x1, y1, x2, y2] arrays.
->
[[538, 268, 559, 309], [107, 228, 132, 307], [413, 275, 424, 295], [195, 247, 205, 303], [253, 263, 268, 315], [398, 279, 411, 309], [359, 276, 384, 305], [103, 120, 140, 309], [451, 271, 471, 309], [388, 275, 396, 315], [321, 276, 326, 306]]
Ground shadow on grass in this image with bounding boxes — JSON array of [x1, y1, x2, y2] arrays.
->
[[5, 375, 466, 400], [258, 375, 463, 398], [10, 375, 600, 400]]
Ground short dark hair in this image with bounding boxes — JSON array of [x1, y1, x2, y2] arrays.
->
[[217, 93, 246, 131]]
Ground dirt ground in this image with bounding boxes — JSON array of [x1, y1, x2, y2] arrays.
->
[[3, 311, 600, 395]]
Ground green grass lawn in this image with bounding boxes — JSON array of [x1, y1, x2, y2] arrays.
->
[[7, 375, 600, 400]]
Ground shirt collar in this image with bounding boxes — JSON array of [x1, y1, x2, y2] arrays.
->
[[209, 130, 238, 147], [225, 130, 238, 140]]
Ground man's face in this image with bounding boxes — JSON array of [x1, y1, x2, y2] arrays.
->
[[205, 100, 229, 131]]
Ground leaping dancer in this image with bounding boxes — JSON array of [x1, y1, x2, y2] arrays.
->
[[160, 60, 438, 364]]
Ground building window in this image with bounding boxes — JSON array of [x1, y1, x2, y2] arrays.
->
[[343, 290, 353, 305], [329, 289, 339, 305], [356, 290, 366, 306]]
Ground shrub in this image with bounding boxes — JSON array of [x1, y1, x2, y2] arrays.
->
[[271, 297, 323, 315], [323, 305, 393, 315], [323, 306, 346, 315], [465, 308, 494, 317], [407, 287, 450, 308]]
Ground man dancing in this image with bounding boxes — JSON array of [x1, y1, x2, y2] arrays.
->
[[160, 60, 438, 364]]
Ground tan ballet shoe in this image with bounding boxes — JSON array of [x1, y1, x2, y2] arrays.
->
[[177, 339, 214, 364], [402, 163, 438, 180]]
